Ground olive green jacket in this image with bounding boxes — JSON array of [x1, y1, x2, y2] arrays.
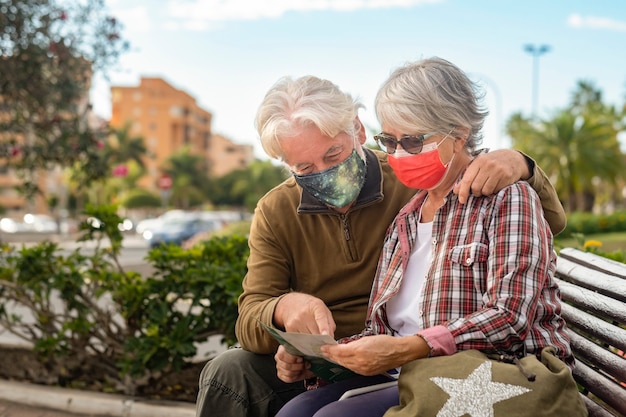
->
[[235, 149, 565, 354]]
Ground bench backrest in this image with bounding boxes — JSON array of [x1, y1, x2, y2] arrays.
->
[[555, 248, 626, 417]]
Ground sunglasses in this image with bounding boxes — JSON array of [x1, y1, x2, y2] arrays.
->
[[373, 133, 436, 155]]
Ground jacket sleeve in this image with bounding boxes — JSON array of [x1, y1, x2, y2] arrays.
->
[[522, 152, 566, 235], [235, 204, 289, 354]]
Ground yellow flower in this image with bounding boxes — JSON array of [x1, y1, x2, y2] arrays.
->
[[583, 240, 603, 249]]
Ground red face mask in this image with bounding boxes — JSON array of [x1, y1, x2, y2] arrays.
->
[[388, 138, 453, 190]]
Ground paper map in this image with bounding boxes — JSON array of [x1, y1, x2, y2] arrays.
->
[[259, 321, 358, 382]]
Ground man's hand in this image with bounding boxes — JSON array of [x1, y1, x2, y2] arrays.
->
[[275, 345, 315, 383], [454, 149, 530, 204], [274, 292, 336, 337]]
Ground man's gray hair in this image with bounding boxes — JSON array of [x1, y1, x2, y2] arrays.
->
[[255, 75, 364, 161]]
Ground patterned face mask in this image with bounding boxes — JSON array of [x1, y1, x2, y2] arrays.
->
[[293, 148, 366, 209]]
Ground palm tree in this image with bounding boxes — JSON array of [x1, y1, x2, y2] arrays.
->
[[106, 122, 148, 171], [162, 148, 213, 209], [94, 122, 150, 207], [229, 160, 289, 211], [570, 80, 604, 112], [507, 82, 623, 212]]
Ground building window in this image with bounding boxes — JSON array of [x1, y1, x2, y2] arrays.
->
[[170, 106, 183, 117], [183, 124, 191, 144]]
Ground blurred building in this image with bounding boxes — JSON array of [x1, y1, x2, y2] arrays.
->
[[0, 62, 93, 216], [110, 77, 254, 191]]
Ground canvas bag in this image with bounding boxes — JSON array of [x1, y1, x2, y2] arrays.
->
[[384, 347, 588, 417]]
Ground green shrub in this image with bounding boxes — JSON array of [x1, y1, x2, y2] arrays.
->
[[562, 210, 626, 237], [0, 204, 248, 396], [122, 189, 162, 209]]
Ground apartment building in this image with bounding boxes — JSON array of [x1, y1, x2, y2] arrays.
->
[[110, 77, 254, 191]]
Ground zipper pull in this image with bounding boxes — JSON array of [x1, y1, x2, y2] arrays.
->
[[341, 215, 350, 241]]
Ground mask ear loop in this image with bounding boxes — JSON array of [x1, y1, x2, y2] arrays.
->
[[419, 127, 456, 154], [438, 127, 456, 146], [425, 127, 458, 190]]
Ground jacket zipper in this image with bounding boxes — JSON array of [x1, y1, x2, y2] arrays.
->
[[340, 214, 350, 241]]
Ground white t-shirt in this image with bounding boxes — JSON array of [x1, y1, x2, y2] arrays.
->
[[385, 221, 433, 336]]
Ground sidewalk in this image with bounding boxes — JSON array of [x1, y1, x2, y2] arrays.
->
[[0, 380, 195, 417], [0, 398, 85, 417]]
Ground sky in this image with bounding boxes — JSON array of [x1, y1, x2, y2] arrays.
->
[[91, 0, 626, 159]]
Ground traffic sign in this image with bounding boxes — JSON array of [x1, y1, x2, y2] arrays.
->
[[158, 174, 173, 190]]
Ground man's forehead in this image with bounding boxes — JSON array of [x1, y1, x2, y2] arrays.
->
[[282, 131, 346, 165]]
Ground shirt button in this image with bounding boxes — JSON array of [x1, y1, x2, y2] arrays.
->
[[466, 258, 472, 265]]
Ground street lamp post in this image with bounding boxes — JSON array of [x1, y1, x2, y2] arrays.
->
[[523, 44, 551, 118]]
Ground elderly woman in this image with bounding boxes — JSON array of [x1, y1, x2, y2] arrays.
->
[[275, 57, 577, 417]]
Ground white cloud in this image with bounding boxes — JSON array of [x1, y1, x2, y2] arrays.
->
[[164, 0, 442, 27], [110, 5, 152, 33], [107, 0, 442, 33], [568, 13, 626, 32]]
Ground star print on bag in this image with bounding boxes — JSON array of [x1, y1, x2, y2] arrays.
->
[[430, 360, 531, 417], [384, 348, 588, 417]]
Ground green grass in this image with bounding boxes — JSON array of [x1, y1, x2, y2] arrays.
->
[[555, 231, 626, 253]]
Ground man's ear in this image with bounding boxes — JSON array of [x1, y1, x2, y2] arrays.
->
[[355, 116, 367, 145]]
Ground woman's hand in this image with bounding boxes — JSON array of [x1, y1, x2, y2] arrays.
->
[[274, 345, 315, 383], [320, 334, 428, 376]]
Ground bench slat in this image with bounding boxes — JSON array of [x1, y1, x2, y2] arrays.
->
[[581, 395, 619, 417], [556, 278, 626, 323], [560, 248, 626, 279], [560, 303, 626, 353], [556, 257, 626, 303], [552, 249, 626, 416], [572, 359, 626, 416], [568, 330, 626, 383]]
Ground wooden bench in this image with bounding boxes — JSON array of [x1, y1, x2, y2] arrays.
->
[[554, 247, 626, 417]]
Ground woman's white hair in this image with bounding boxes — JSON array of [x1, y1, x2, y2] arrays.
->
[[375, 57, 488, 153]]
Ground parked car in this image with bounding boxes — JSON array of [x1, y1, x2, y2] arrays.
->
[[136, 209, 188, 238], [146, 215, 220, 248], [0, 214, 58, 234], [0, 217, 23, 233]]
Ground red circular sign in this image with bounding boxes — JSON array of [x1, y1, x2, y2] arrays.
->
[[158, 174, 173, 190]]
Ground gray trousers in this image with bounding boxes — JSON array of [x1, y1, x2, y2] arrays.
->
[[195, 347, 306, 417]]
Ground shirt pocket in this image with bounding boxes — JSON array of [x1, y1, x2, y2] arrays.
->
[[448, 242, 489, 267]]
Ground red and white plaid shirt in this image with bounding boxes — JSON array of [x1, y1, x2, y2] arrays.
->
[[346, 181, 574, 367]]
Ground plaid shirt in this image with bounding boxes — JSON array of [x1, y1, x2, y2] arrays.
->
[[354, 181, 574, 366]]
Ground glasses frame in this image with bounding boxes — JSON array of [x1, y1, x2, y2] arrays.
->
[[374, 132, 436, 155]]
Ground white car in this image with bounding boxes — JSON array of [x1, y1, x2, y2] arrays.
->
[[0, 218, 23, 233], [136, 210, 188, 239]]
